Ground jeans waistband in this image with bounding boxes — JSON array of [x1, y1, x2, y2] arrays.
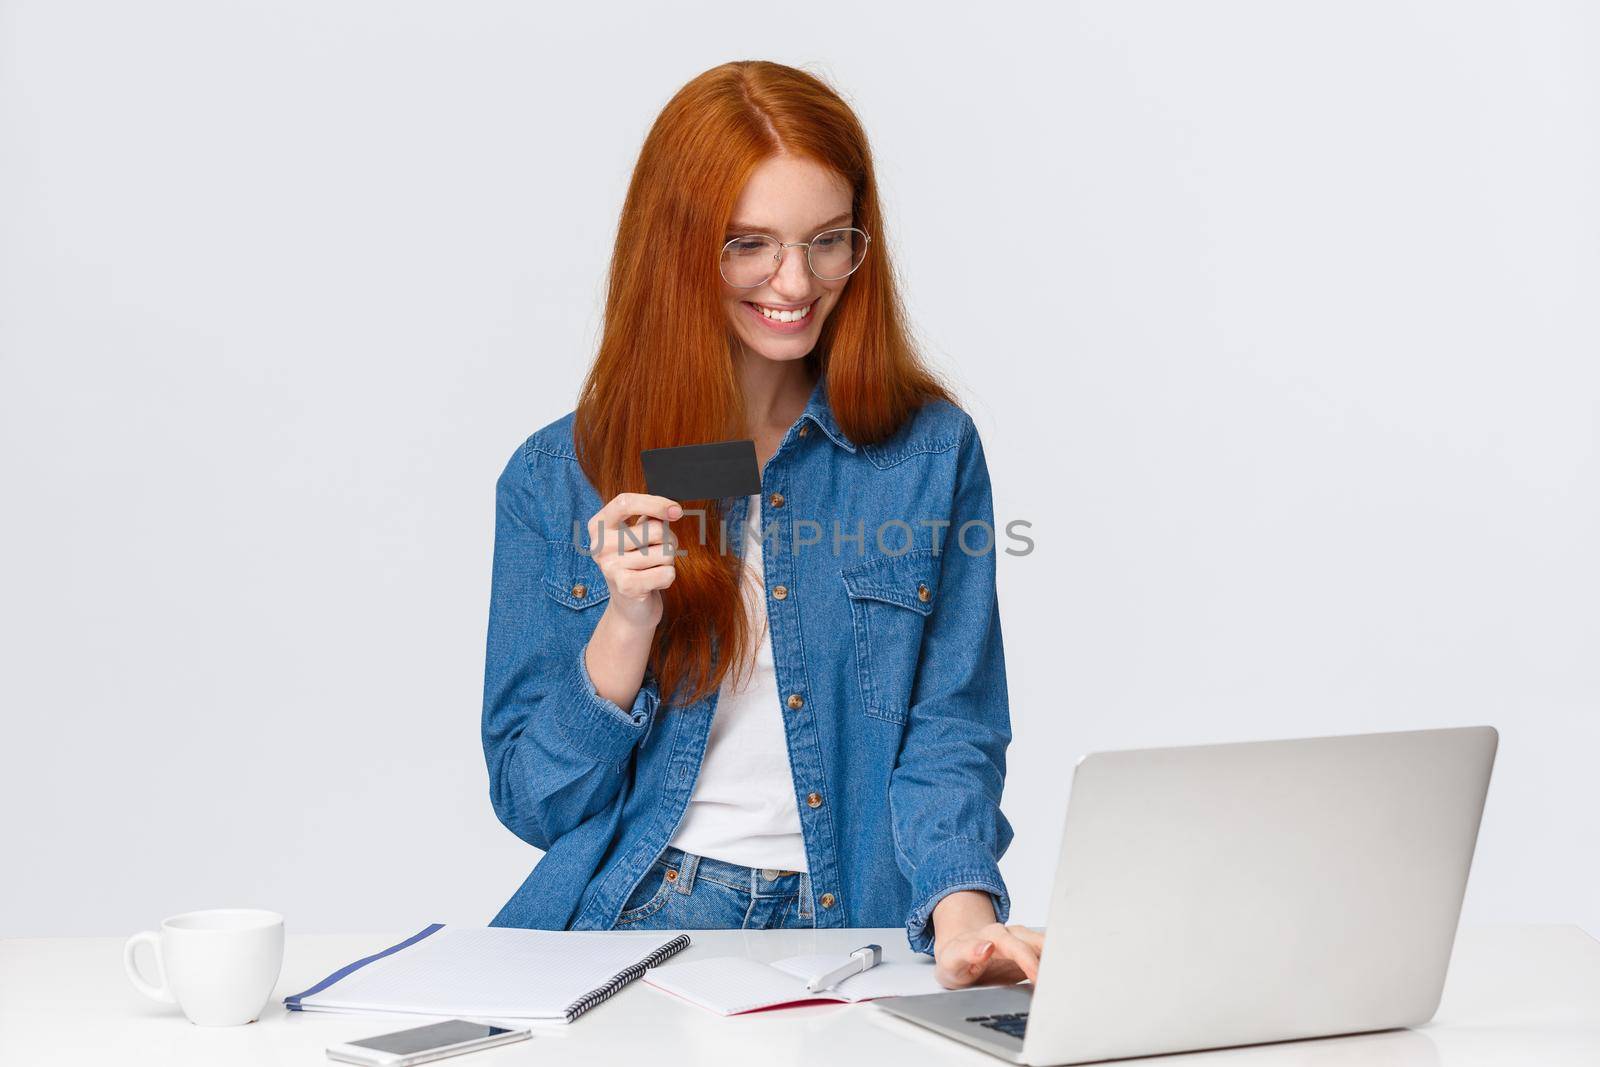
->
[[659, 846, 808, 895]]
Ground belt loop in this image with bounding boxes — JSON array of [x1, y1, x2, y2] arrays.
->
[[676, 851, 700, 895], [798, 871, 814, 921]]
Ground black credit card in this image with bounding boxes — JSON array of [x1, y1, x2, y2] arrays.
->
[[640, 439, 761, 501]]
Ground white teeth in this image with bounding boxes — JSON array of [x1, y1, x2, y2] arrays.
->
[[752, 301, 813, 323]]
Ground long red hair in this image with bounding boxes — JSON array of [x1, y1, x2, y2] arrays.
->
[[574, 60, 955, 708]]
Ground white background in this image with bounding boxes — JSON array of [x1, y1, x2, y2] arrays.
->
[[2, 1, 1594, 938]]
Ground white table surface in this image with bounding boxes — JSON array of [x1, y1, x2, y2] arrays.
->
[[2, 924, 1597, 1066]]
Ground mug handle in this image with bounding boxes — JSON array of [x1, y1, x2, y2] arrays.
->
[[123, 930, 176, 1004]]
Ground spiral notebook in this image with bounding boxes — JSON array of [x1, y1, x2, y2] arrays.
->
[[284, 924, 691, 1024]]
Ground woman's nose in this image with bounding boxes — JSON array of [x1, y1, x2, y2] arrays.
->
[[768, 244, 814, 299]]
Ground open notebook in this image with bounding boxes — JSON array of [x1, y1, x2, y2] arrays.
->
[[643, 953, 955, 1015], [284, 924, 690, 1024]]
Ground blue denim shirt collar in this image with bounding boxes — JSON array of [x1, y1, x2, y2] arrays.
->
[[799, 376, 857, 454]]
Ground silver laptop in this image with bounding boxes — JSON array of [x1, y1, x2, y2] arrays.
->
[[874, 725, 1498, 1064]]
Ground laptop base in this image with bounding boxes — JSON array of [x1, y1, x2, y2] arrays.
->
[[874, 985, 1034, 1064]]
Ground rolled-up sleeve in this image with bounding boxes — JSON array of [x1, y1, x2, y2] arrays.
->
[[481, 441, 660, 851], [888, 415, 1015, 954]]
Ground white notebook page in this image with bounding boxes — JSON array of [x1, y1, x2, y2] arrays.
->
[[645, 957, 819, 1014], [297, 927, 685, 1021], [644, 952, 952, 1014], [770, 954, 948, 1000]]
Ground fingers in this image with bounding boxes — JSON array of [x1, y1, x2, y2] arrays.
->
[[611, 563, 676, 598], [598, 521, 677, 600], [933, 923, 1046, 991], [599, 519, 675, 562], [934, 935, 997, 989], [589, 495, 686, 571], [610, 545, 678, 570], [593, 493, 682, 532], [934, 944, 977, 989], [967, 939, 996, 981], [1006, 926, 1045, 953], [990, 927, 1040, 983], [586, 495, 686, 604]]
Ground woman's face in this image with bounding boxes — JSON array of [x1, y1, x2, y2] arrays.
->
[[720, 153, 855, 367]]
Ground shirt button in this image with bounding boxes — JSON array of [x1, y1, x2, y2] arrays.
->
[[917, 583, 930, 603], [772, 584, 788, 601], [786, 693, 805, 711], [798, 424, 809, 437], [819, 892, 836, 909], [664, 868, 678, 882], [769, 492, 785, 509], [806, 791, 823, 808], [571, 583, 588, 599]]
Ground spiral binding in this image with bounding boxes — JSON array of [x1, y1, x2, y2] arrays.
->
[[562, 933, 692, 1022]]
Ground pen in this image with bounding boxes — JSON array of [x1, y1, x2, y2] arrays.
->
[[805, 944, 883, 993]]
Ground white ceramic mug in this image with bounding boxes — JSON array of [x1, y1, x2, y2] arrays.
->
[[123, 908, 285, 1026]]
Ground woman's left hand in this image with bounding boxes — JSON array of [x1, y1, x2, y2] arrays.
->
[[930, 890, 1044, 988]]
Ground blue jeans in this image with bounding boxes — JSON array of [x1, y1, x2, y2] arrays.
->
[[610, 847, 817, 931]]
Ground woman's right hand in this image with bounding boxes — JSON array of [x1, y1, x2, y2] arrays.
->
[[587, 493, 684, 632]]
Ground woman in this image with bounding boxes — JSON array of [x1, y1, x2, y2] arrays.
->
[[481, 60, 1039, 988]]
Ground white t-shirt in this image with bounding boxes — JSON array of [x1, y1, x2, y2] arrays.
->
[[667, 494, 809, 871]]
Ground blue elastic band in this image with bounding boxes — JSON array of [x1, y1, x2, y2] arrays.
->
[[283, 923, 445, 1010]]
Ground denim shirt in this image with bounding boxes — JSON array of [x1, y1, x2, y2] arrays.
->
[[481, 377, 1014, 954]]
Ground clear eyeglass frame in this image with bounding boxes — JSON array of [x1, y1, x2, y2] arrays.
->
[[718, 226, 872, 288]]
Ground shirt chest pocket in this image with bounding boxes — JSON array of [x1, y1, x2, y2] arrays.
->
[[840, 550, 940, 725], [543, 539, 610, 614]]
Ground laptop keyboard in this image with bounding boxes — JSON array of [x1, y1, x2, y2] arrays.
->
[[967, 1011, 1029, 1039]]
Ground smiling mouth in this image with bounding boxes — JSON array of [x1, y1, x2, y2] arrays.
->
[[744, 299, 816, 324]]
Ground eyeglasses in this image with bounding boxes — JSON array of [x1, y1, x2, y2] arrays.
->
[[719, 227, 872, 288]]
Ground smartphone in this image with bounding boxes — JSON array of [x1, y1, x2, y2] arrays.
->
[[326, 1019, 532, 1066]]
